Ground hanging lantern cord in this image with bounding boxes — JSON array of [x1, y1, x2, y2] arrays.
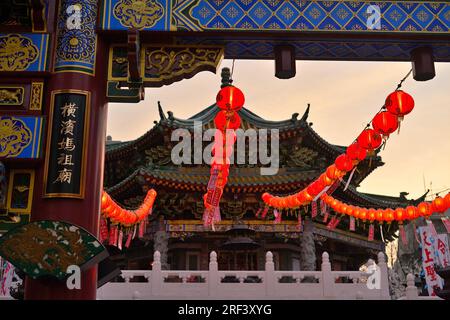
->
[[352, 68, 413, 145], [230, 59, 236, 83], [395, 68, 413, 91]]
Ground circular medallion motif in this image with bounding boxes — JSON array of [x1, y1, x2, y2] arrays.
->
[[0, 34, 39, 71], [0, 116, 32, 158], [113, 0, 164, 29]]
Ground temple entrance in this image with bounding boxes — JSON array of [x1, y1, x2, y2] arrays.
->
[[217, 250, 258, 271]]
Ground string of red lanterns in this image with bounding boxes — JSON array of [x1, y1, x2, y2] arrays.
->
[[203, 85, 245, 227], [261, 88, 417, 216], [101, 189, 157, 227], [321, 192, 450, 223]]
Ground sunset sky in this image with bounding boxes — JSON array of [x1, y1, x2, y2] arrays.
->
[[107, 60, 450, 201]]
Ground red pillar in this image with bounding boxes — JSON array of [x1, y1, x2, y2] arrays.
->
[[24, 0, 108, 300]]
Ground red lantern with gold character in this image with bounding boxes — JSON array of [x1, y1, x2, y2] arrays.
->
[[372, 111, 399, 138], [346, 143, 367, 162], [357, 129, 382, 151], [319, 173, 333, 186], [385, 90, 414, 121], [335, 154, 354, 172], [326, 165, 343, 180], [215, 110, 241, 131], [216, 86, 245, 112]]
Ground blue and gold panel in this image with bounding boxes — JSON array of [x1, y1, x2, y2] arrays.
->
[[0, 116, 43, 159], [179, 37, 450, 62], [171, 0, 450, 33], [0, 33, 49, 72], [54, 0, 98, 75], [101, 0, 172, 30]]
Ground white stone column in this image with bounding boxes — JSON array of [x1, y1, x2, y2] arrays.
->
[[208, 251, 219, 297], [153, 223, 169, 270], [300, 217, 316, 271]]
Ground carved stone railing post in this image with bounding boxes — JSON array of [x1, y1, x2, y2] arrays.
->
[[321, 252, 334, 298], [405, 273, 419, 300], [265, 251, 275, 297], [377, 252, 390, 299], [151, 251, 162, 297], [208, 251, 219, 297]]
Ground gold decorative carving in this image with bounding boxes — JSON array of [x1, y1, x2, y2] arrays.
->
[[0, 87, 24, 105], [30, 82, 44, 110], [0, 34, 39, 71], [113, 0, 164, 29], [0, 116, 32, 158], [108, 45, 223, 88], [143, 45, 224, 87]]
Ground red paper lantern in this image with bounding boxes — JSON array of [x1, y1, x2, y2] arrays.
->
[[417, 202, 431, 217], [432, 197, 447, 213], [339, 204, 348, 214], [326, 165, 343, 180], [394, 208, 405, 221], [216, 86, 245, 111], [405, 206, 417, 220], [383, 208, 395, 222], [376, 209, 384, 221], [372, 111, 399, 137], [214, 110, 241, 131], [359, 208, 367, 220], [357, 129, 382, 150], [319, 173, 333, 186], [444, 193, 450, 209], [335, 154, 354, 172], [368, 208, 376, 221], [262, 193, 272, 203], [347, 206, 355, 216], [307, 180, 325, 197], [346, 143, 367, 162], [385, 90, 414, 120], [353, 207, 361, 219]]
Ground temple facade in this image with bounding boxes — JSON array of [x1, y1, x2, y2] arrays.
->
[[103, 69, 426, 273]]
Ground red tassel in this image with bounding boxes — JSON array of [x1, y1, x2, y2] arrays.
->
[[118, 230, 123, 250], [108, 226, 116, 246], [323, 210, 329, 223], [311, 201, 318, 218], [368, 224, 374, 241], [261, 207, 269, 219], [349, 216, 355, 231], [125, 232, 132, 248]]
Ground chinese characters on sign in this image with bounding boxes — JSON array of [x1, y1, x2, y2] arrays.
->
[[44, 91, 89, 198], [418, 226, 445, 296]]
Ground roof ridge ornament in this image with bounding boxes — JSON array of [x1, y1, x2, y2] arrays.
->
[[157, 101, 167, 121], [300, 103, 310, 122]]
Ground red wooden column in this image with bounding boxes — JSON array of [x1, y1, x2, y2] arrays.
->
[[25, 0, 108, 300]]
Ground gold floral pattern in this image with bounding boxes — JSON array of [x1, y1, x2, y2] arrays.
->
[[0, 34, 38, 71], [113, 0, 164, 29]]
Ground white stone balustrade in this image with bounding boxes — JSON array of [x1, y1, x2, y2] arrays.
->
[[97, 251, 397, 300]]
